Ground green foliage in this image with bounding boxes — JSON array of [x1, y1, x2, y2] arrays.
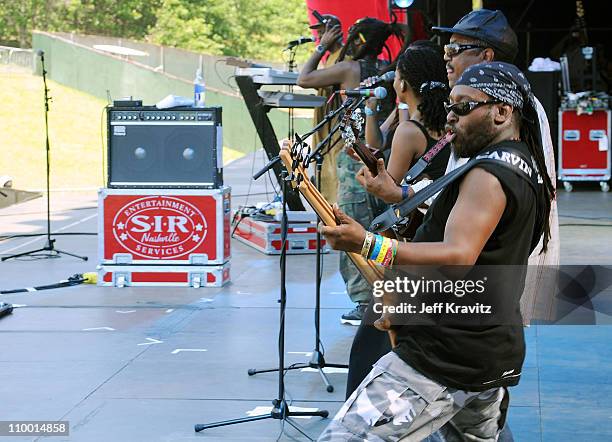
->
[[149, 0, 309, 61], [0, 0, 53, 47], [0, 0, 310, 62], [60, 0, 162, 39]]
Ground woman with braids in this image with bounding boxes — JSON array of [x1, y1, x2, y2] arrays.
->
[[361, 43, 451, 206], [298, 17, 406, 326], [341, 44, 452, 402]]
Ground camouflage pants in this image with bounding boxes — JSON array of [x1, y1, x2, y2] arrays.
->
[[337, 151, 374, 305], [318, 352, 508, 442]]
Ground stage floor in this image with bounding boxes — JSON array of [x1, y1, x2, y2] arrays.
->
[[1, 151, 611, 441]]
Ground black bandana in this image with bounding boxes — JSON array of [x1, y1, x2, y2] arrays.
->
[[456, 62, 535, 112]]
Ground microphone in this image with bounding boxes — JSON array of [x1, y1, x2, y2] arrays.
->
[[36, 49, 44, 57], [360, 71, 395, 88], [370, 71, 395, 87], [285, 36, 315, 50], [339, 86, 388, 99]]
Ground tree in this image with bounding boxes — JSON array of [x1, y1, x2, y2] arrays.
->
[[61, 0, 162, 39], [149, 0, 309, 62], [0, 0, 54, 47]]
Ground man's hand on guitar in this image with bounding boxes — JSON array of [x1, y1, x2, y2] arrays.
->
[[356, 158, 403, 204], [319, 204, 366, 253]]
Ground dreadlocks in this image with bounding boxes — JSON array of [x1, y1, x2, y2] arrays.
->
[[519, 108, 555, 252], [397, 46, 449, 134], [337, 17, 405, 63]]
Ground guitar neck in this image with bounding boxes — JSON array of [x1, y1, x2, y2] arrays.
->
[[279, 148, 384, 285]]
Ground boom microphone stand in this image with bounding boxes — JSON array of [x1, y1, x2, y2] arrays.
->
[[194, 159, 328, 437], [2, 50, 87, 262], [247, 98, 364, 393]]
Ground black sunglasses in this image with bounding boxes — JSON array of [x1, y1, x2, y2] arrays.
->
[[444, 43, 486, 58], [444, 100, 502, 116]]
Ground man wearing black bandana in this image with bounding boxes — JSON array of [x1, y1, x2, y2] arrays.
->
[[317, 62, 554, 441]]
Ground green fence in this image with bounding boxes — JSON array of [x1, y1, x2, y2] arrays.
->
[[31, 32, 313, 152]]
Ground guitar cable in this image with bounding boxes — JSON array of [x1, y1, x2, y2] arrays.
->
[[0, 273, 97, 295]]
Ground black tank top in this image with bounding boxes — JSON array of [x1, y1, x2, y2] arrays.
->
[[406, 120, 451, 180], [394, 140, 538, 391]]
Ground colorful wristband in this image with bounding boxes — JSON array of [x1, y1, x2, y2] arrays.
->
[[364, 107, 377, 117], [381, 241, 395, 266], [368, 234, 383, 261], [375, 237, 391, 264]]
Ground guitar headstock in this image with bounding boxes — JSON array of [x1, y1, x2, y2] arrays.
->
[[279, 138, 309, 190], [339, 107, 364, 148]]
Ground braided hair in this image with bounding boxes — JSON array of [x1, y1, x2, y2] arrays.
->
[[337, 17, 405, 63], [396, 46, 449, 133]]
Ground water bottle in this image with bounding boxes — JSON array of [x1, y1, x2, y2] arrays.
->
[[194, 68, 206, 107]]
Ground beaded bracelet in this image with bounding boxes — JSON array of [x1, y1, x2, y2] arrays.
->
[[364, 107, 377, 117]]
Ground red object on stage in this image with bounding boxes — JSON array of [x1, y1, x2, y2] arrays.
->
[[233, 216, 330, 255], [305, 0, 427, 61], [558, 109, 611, 185], [97, 188, 231, 287], [99, 188, 231, 265], [97, 263, 231, 288]]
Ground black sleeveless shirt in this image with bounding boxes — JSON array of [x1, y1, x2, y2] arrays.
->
[[393, 140, 538, 391]]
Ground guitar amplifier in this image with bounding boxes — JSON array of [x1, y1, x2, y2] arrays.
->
[[107, 106, 223, 188]]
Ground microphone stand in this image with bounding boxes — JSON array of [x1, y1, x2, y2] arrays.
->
[[195, 159, 328, 437], [2, 51, 87, 262], [246, 97, 365, 393]]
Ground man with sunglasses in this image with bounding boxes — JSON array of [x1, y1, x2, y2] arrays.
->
[[318, 60, 554, 442], [360, 9, 559, 327], [433, 9, 560, 331]]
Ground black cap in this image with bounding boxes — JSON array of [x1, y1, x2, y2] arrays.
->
[[309, 14, 340, 29], [432, 9, 518, 61]]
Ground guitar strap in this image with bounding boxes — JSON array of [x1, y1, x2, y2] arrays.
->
[[370, 145, 543, 250], [403, 132, 453, 182]]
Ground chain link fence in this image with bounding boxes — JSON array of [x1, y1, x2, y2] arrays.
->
[[0, 45, 34, 70]]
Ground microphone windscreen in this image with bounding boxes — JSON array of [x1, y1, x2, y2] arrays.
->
[[374, 86, 388, 99], [36, 49, 44, 57], [381, 71, 395, 82]]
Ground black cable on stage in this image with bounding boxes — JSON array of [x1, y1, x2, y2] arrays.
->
[[0, 273, 97, 295], [0, 302, 13, 319]]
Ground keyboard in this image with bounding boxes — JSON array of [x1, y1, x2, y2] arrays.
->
[[235, 67, 299, 85], [258, 91, 326, 108]]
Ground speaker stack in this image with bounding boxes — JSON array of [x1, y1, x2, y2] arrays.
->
[[97, 105, 231, 287]]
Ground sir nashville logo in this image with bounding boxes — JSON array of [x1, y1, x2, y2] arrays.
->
[[112, 196, 207, 259]]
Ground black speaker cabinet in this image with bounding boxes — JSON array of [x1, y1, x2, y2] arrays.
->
[[107, 106, 223, 188]]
